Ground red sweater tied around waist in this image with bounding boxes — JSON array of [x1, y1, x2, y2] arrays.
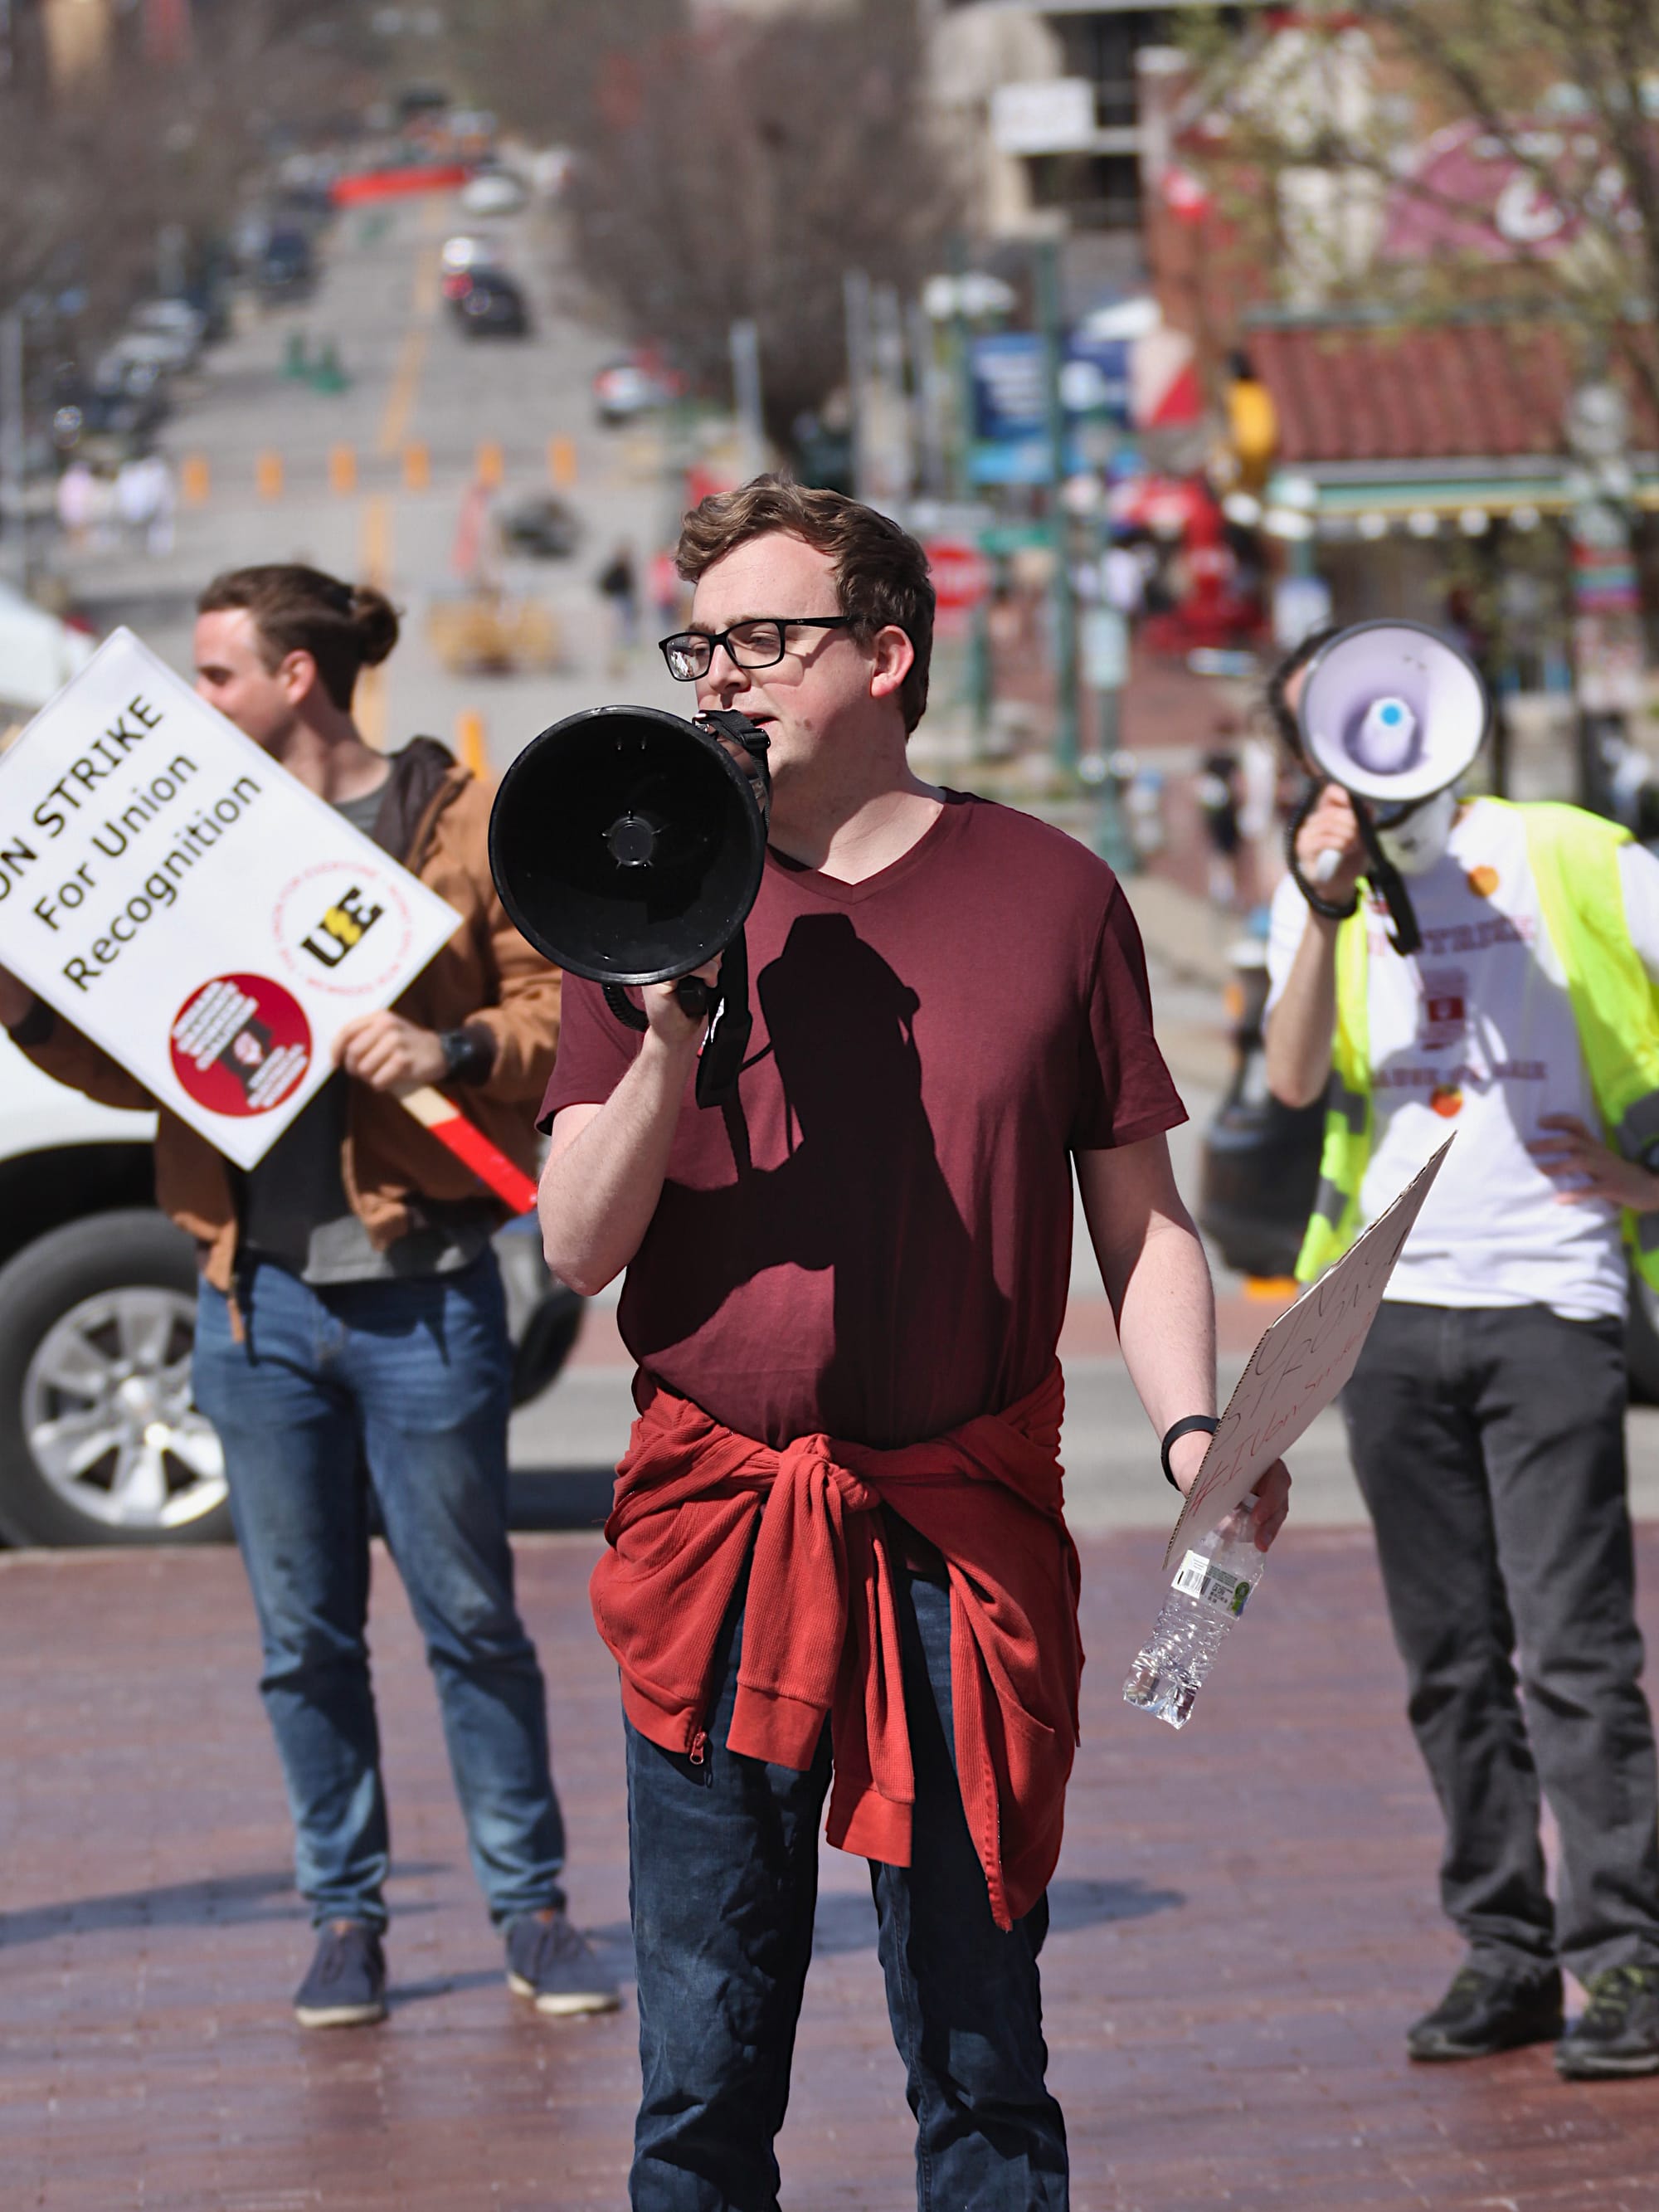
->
[[590, 1365, 1083, 1932]]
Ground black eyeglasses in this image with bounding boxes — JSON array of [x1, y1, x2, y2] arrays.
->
[[658, 616, 850, 682]]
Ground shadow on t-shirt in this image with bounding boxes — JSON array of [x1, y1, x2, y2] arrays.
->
[[635, 910, 1012, 1444]]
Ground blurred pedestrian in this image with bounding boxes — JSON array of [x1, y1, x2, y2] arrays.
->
[[55, 458, 96, 551], [539, 476, 1290, 2208], [1236, 728, 1281, 911], [596, 538, 640, 675], [114, 452, 175, 557], [0, 563, 617, 2034], [1264, 630, 1659, 2078], [1194, 732, 1243, 909]]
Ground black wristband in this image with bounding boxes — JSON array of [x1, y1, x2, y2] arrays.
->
[[439, 1025, 496, 1086], [1160, 1414, 1219, 1490], [7, 996, 56, 1049]]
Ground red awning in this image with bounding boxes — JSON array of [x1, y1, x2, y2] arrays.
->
[[1247, 319, 1659, 466]]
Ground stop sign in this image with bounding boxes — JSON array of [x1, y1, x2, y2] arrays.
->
[[926, 540, 991, 611]]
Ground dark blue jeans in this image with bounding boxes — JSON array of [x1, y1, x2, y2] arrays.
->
[[192, 1253, 565, 1932], [625, 1553, 1068, 2212]]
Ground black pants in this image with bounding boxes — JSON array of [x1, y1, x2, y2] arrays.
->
[[1342, 1301, 1659, 1982]]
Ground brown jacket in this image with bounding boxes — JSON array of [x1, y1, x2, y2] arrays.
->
[[17, 744, 560, 1291]]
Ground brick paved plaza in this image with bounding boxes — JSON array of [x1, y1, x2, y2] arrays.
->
[[5, 1525, 1659, 2211]]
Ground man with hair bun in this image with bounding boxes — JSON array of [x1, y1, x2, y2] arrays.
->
[[0, 563, 617, 2030], [539, 477, 1290, 2207]]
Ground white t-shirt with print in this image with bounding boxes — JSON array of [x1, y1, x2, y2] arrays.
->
[[1267, 799, 1659, 1321]]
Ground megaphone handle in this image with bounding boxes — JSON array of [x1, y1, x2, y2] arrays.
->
[[599, 976, 719, 1026], [1286, 783, 1359, 922]]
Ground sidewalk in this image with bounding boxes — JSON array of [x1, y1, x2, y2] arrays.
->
[[6, 1535, 1659, 2211]]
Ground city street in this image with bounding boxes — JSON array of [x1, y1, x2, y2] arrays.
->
[[11, 173, 1659, 2210], [60, 189, 690, 767]]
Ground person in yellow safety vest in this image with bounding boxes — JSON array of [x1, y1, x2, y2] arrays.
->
[[1264, 641, 1659, 2083]]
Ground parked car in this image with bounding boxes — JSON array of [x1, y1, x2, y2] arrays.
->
[[256, 225, 316, 300], [459, 165, 527, 217], [52, 386, 168, 462], [129, 299, 207, 363], [91, 332, 185, 398], [0, 1039, 583, 1549], [591, 352, 682, 426], [1196, 936, 1659, 1401], [455, 270, 529, 338], [440, 232, 490, 276], [499, 494, 582, 560]]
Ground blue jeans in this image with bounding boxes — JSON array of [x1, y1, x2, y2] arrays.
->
[[192, 1253, 565, 1932], [626, 1549, 1068, 2211]]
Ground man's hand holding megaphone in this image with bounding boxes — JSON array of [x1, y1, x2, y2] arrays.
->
[[1292, 784, 1367, 909], [638, 956, 725, 1048]]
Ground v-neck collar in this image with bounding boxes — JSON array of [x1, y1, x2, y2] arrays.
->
[[765, 789, 972, 906]]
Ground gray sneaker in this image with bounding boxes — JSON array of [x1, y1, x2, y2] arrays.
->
[[504, 1907, 621, 2018], [294, 1920, 387, 2029]]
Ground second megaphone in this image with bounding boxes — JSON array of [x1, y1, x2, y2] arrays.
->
[[488, 704, 771, 1106], [1289, 620, 1491, 957]]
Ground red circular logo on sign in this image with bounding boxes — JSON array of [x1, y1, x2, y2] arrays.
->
[[169, 974, 312, 1118]]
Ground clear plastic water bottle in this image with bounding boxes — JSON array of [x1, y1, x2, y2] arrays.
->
[[1122, 1497, 1266, 1731]]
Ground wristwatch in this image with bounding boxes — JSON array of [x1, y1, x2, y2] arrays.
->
[[438, 1025, 495, 1086]]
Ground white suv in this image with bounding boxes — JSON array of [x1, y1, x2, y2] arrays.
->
[[0, 1037, 580, 1547]]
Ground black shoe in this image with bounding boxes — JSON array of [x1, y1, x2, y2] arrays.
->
[[1555, 1965, 1659, 2079], [504, 1907, 621, 2018], [294, 1920, 387, 2029], [1405, 1964, 1564, 2061]]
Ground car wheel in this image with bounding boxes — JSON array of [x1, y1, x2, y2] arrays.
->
[[0, 1211, 230, 1548], [1627, 1268, 1659, 1406]]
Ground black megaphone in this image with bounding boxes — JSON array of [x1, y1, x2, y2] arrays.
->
[[488, 705, 771, 1107]]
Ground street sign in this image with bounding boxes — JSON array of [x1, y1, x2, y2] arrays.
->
[[969, 330, 1133, 486], [925, 540, 992, 613], [0, 629, 460, 1169]]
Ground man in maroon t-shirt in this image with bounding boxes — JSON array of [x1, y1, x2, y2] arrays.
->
[[538, 478, 1290, 2210]]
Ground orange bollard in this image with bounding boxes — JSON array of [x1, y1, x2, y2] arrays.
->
[[402, 441, 431, 492], [548, 434, 577, 490], [329, 444, 358, 496], [455, 709, 489, 780], [476, 440, 504, 490], [180, 454, 211, 506], [255, 451, 284, 500]]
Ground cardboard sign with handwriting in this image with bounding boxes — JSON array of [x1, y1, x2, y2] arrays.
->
[[1164, 1138, 1453, 1566]]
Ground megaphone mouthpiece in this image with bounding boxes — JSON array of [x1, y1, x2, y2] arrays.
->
[[1349, 695, 1418, 776]]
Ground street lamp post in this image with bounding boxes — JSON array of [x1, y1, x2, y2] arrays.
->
[[0, 306, 27, 594], [1035, 239, 1080, 785]]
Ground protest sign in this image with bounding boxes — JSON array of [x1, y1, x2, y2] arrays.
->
[[1164, 1139, 1453, 1566], [0, 628, 460, 1169]]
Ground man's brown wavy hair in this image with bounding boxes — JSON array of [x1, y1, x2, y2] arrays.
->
[[674, 475, 935, 733]]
